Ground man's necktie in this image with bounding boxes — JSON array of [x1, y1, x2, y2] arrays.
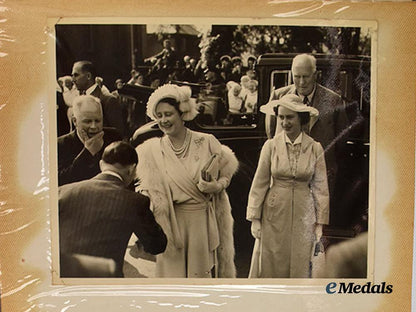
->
[[80, 90, 86, 95], [302, 96, 311, 134]]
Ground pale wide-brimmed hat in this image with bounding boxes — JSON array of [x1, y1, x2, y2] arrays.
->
[[260, 93, 319, 117], [146, 84, 198, 121]]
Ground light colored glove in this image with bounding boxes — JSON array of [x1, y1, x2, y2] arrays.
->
[[197, 179, 223, 194], [82, 130, 104, 156], [315, 223, 323, 241], [251, 219, 261, 239]]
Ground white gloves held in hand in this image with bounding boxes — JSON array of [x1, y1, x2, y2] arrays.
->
[[251, 219, 261, 239], [197, 179, 223, 194]]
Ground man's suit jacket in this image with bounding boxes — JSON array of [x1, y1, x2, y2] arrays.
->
[[56, 91, 70, 136], [57, 127, 121, 186], [269, 83, 350, 194], [90, 85, 126, 138], [59, 173, 167, 277]]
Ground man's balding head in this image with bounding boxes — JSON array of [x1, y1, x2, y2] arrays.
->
[[72, 95, 102, 118], [291, 54, 317, 97], [291, 54, 317, 73], [72, 95, 103, 140]]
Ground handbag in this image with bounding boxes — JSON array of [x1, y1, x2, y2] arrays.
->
[[311, 238, 326, 278], [201, 153, 219, 182]]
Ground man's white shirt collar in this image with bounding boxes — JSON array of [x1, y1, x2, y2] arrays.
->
[[297, 84, 316, 104]]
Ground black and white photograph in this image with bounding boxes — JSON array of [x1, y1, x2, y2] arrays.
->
[[53, 21, 373, 280]]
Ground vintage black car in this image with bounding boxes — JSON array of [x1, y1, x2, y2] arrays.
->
[[123, 53, 371, 277]]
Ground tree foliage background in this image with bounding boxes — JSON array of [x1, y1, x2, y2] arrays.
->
[[199, 25, 371, 68]]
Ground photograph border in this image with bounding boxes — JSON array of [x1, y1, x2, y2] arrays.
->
[[1, 1, 415, 311], [49, 16, 377, 286]]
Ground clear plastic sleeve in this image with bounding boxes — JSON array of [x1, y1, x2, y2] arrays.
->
[[1, 1, 415, 311]]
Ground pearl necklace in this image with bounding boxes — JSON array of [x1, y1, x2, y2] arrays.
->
[[168, 129, 192, 158]]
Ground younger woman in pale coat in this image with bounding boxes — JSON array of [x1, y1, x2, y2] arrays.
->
[[247, 94, 329, 278]]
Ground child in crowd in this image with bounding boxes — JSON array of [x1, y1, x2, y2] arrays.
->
[[244, 80, 258, 114], [227, 81, 244, 114], [240, 75, 251, 99]]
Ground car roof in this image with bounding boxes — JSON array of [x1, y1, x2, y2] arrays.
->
[[257, 53, 371, 67]]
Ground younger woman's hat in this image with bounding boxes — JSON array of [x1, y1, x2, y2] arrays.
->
[[260, 93, 319, 117]]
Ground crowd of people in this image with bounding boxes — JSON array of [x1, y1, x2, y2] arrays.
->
[[57, 53, 366, 279], [122, 40, 260, 127], [57, 39, 259, 138]]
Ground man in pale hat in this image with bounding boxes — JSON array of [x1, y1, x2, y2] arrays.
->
[[265, 53, 349, 210]]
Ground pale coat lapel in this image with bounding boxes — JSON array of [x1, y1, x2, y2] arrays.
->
[[297, 134, 314, 174], [273, 132, 292, 177], [148, 138, 184, 248]]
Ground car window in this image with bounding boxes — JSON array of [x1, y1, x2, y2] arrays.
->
[[270, 70, 291, 92], [194, 83, 259, 129]]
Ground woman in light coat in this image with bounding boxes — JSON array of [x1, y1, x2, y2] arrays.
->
[[247, 94, 329, 278], [136, 84, 237, 278]]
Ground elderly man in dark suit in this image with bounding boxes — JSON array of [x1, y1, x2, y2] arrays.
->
[[266, 53, 349, 211], [57, 95, 121, 186], [71, 60, 126, 137], [59, 141, 167, 277]]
